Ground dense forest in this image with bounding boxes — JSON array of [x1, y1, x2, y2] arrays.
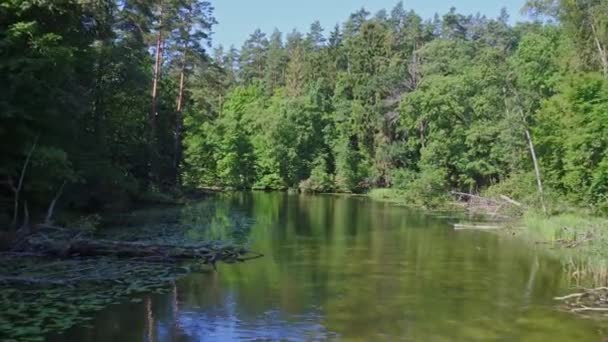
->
[[2, 0, 608, 229]]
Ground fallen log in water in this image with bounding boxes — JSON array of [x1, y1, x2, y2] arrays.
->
[[453, 223, 503, 230], [450, 191, 524, 219], [13, 229, 263, 268], [554, 287, 608, 317], [0, 225, 264, 289]]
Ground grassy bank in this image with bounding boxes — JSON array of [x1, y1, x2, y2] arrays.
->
[[367, 188, 608, 286], [517, 212, 608, 286], [367, 188, 403, 204]]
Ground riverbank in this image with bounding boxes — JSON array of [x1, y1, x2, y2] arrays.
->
[[367, 188, 608, 287], [516, 212, 608, 286], [367, 188, 454, 210]]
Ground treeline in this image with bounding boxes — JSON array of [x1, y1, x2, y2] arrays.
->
[[184, 1, 608, 212], [1, 0, 215, 228], [2, 1, 608, 228]]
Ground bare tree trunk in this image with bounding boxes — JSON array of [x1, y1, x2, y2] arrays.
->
[[525, 128, 547, 215], [147, 1, 164, 185], [45, 181, 66, 225], [150, 3, 164, 128], [176, 67, 185, 114], [590, 21, 608, 79], [174, 5, 192, 185], [11, 136, 38, 228], [506, 90, 548, 214], [22, 200, 29, 230], [174, 66, 185, 183]]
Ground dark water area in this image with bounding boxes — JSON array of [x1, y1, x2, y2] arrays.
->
[[50, 192, 607, 341]]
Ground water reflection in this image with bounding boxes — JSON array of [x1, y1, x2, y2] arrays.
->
[[56, 193, 607, 341]]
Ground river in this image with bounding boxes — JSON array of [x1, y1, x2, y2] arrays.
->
[[51, 192, 606, 341]]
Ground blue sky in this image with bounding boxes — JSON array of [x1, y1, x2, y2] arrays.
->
[[211, 0, 528, 48]]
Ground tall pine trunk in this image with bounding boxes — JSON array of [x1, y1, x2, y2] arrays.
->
[[148, 2, 164, 184], [174, 6, 193, 185], [174, 63, 185, 184], [150, 4, 163, 125]]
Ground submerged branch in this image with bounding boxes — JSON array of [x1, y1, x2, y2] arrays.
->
[[555, 286, 608, 317], [571, 307, 608, 313], [18, 235, 262, 266], [453, 224, 502, 230], [1, 227, 264, 289], [554, 293, 585, 301], [450, 191, 524, 219]]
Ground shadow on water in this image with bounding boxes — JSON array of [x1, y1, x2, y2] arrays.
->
[[50, 192, 608, 341]]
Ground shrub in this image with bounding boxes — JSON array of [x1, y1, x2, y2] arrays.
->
[[382, 167, 450, 209], [253, 173, 287, 190], [299, 155, 334, 193]]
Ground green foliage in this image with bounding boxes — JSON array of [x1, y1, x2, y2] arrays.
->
[[334, 136, 371, 193], [176, 3, 608, 215], [3, 0, 608, 219], [389, 166, 450, 208], [534, 73, 608, 212], [300, 155, 334, 193], [0, 0, 216, 224], [254, 174, 286, 191]]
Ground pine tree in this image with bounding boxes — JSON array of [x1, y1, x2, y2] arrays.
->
[[286, 43, 306, 97], [306, 21, 326, 50], [239, 29, 269, 84], [264, 29, 287, 94]]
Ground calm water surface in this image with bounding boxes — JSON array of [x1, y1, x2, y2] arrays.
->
[[55, 192, 607, 341]]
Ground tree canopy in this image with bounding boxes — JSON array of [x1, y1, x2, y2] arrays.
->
[[3, 0, 608, 228]]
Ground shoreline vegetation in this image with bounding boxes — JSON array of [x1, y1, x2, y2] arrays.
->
[[366, 186, 608, 316], [368, 186, 608, 295]]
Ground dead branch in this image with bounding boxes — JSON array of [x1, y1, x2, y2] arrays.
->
[[453, 224, 502, 230], [45, 181, 66, 225], [450, 191, 523, 219], [571, 307, 608, 313], [450, 191, 501, 205], [524, 126, 547, 215], [554, 293, 586, 301], [11, 136, 38, 228], [499, 195, 522, 207], [555, 286, 608, 317], [576, 286, 608, 292]]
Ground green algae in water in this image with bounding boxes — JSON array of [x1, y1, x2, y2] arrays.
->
[[0, 201, 254, 341], [0, 258, 191, 341]]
